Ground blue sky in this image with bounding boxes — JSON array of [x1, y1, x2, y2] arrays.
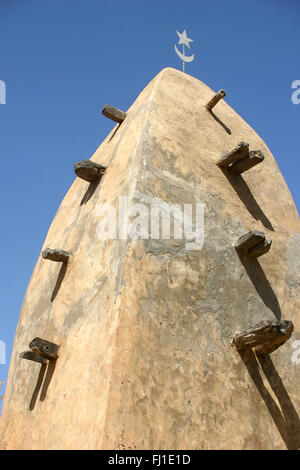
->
[[0, 0, 299, 410]]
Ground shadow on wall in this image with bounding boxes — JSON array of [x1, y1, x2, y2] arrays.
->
[[238, 252, 281, 320], [80, 179, 101, 206], [108, 123, 121, 143], [51, 262, 68, 302], [208, 109, 232, 135], [221, 169, 274, 231], [239, 349, 300, 450], [29, 360, 57, 411]]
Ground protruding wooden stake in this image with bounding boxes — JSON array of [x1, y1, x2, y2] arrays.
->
[[206, 89, 226, 111], [217, 143, 265, 174], [29, 337, 59, 360], [217, 142, 249, 168], [232, 320, 294, 355], [229, 150, 264, 175], [235, 230, 271, 259], [74, 160, 107, 183], [246, 238, 272, 259], [19, 350, 49, 364], [102, 105, 126, 123], [42, 248, 71, 263]]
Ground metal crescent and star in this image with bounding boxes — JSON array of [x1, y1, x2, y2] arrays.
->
[[174, 29, 194, 72]]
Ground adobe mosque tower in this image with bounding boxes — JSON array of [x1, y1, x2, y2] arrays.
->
[[0, 68, 299, 449]]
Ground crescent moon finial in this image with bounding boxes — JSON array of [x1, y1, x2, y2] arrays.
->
[[174, 29, 194, 72]]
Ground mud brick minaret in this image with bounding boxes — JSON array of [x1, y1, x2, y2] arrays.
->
[[1, 68, 299, 450]]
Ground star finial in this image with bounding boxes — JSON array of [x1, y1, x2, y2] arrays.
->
[[176, 30, 193, 49]]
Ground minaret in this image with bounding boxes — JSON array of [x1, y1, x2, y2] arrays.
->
[[1, 68, 299, 450]]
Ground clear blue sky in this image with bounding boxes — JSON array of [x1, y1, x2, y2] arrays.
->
[[0, 0, 299, 410]]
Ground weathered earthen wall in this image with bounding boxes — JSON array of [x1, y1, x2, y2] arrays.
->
[[1, 68, 299, 449]]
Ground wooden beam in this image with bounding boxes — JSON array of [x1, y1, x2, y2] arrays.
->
[[229, 150, 264, 175], [247, 238, 272, 260], [206, 89, 226, 111], [217, 142, 249, 168], [102, 105, 126, 123], [29, 337, 59, 360], [74, 160, 107, 183], [19, 350, 49, 364], [235, 230, 271, 259], [235, 229, 265, 252], [42, 248, 71, 263], [217, 143, 264, 174], [232, 320, 294, 355]]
